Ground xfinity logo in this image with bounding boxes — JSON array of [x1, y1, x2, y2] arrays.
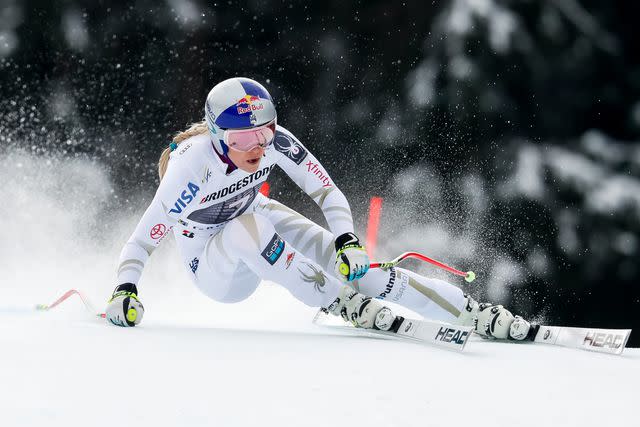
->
[[305, 161, 332, 188], [435, 327, 468, 345]]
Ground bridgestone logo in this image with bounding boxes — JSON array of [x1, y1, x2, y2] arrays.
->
[[200, 165, 274, 204]]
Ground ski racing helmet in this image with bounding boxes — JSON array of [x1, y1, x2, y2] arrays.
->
[[205, 77, 277, 155]]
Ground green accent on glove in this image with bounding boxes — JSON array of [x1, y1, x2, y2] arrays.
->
[[335, 244, 369, 281], [108, 290, 140, 304], [335, 243, 366, 258]]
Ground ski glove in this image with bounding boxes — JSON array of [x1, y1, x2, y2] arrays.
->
[[334, 232, 370, 282], [106, 283, 144, 327]]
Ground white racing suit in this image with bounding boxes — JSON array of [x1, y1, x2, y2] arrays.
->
[[116, 126, 466, 322]]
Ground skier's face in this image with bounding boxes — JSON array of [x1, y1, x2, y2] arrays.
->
[[228, 145, 265, 173]]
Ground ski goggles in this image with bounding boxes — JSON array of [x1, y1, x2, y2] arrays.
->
[[224, 119, 277, 152]]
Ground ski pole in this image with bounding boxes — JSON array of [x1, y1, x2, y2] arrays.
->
[[371, 252, 476, 283], [36, 289, 106, 318]]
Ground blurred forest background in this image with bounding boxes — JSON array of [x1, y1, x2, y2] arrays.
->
[[1, 0, 639, 344]]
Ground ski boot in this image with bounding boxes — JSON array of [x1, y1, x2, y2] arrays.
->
[[327, 286, 396, 331], [456, 295, 537, 340]]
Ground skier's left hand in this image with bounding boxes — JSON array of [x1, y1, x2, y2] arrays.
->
[[334, 232, 370, 282]]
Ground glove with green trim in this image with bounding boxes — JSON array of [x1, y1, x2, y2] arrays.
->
[[334, 232, 370, 282], [106, 283, 144, 327]]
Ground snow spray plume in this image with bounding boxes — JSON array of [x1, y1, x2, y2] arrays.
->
[[0, 147, 184, 315], [374, 162, 533, 310]]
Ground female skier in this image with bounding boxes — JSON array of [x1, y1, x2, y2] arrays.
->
[[106, 77, 532, 340]]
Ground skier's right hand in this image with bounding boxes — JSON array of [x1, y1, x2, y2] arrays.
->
[[334, 232, 370, 282], [105, 283, 144, 327]]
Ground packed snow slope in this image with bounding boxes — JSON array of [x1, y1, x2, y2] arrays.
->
[[1, 151, 637, 427], [0, 283, 637, 427]]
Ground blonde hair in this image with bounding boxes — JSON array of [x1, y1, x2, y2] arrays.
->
[[158, 120, 209, 180]]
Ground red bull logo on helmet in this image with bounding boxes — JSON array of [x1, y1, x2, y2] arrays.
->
[[236, 95, 265, 115]]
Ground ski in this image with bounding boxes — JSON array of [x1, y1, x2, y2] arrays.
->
[[530, 325, 631, 355], [313, 310, 632, 355], [312, 309, 473, 352]]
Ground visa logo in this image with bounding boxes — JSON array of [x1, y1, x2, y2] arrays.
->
[[169, 182, 200, 214]]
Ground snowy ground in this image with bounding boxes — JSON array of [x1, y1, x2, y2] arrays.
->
[[0, 151, 638, 427], [1, 282, 637, 427]]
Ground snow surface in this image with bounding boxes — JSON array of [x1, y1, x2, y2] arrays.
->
[[1, 283, 638, 427], [1, 151, 637, 427]]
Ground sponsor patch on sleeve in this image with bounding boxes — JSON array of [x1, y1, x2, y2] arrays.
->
[[261, 233, 285, 265], [150, 224, 167, 240], [273, 133, 308, 165]]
